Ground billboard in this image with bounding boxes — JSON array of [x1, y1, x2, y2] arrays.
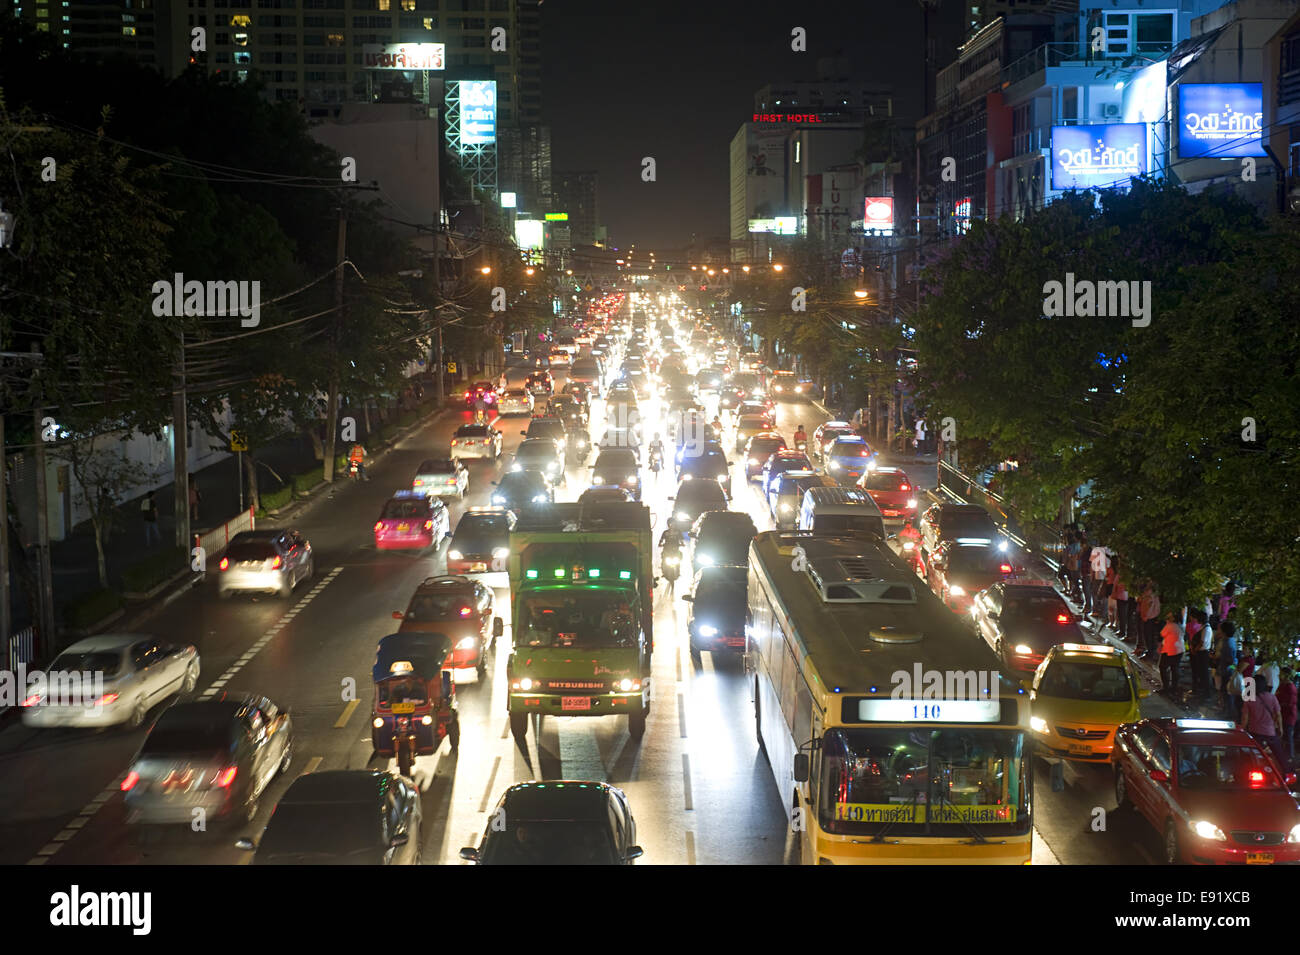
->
[[748, 217, 797, 234], [458, 80, 497, 146], [1050, 124, 1147, 190], [863, 197, 894, 231], [516, 219, 544, 251], [1178, 83, 1265, 158], [362, 43, 445, 71]]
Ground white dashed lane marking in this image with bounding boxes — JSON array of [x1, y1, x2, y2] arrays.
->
[[24, 568, 345, 865]]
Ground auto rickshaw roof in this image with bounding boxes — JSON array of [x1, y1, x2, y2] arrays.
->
[[373, 631, 453, 682]]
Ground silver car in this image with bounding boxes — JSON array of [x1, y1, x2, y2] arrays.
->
[[412, 457, 469, 498], [217, 529, 313, 599], [497, 388, 535, 416], [21, 634, 200, 730], [450, 423, 503, 462], [123, 694, 294, 830]]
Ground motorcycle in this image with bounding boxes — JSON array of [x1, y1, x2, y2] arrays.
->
[[348, 459, 366, 481], [649, 447, 664, 474], [661, 542, 682, 584], [795, 439, 808, 455]]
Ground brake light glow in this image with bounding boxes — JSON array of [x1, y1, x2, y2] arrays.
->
[[424, 520, 434, 531], [1249, 770, 1266, 789], [1056, 613, 1069, 624], [20, 693, 42, 707], [900, 484, 911, 491], [97, 692, 120, 705], [459, 606, 473, 617], [219, 557, 229, 571], [1000, 563, 1013, 574], [121, 772, 139, 792], [270, 556, 283, 570], [374, 522, 384, 533], [213, 767, 238, 788]]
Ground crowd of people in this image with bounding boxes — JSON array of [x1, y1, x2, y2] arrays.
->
[[1059, 528, 1296, 768]]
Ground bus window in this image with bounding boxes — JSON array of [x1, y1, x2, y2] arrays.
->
[[780, 638, 798, 730]]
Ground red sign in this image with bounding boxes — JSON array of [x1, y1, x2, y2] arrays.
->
[[864, 197, 894, 230], [753, 113, 826, 124]]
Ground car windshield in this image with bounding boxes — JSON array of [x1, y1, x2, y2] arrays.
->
[[499, 473, 545, 492], [739, 417, 766, 430], [482, 820, 619, 865], [1038, 661, 1132, 702], [943, 512, 995, 535], [516, 445, 556, 462], [528, 422, 565, 437], [1176, 744, 1286, 792], [1004, 596, 1071, 624], [457, 426, 490, 438], [946, 548, 1009, 574], [517, 592, 641, 648], [697, 532, 750, 564], [418, 460, 456, 474], [863, 472, 908, 491], [820, 727, 1029, 837], [141, 718, 233, 756], [405, 593, 473, 621], [381, 499, 428, 520], [51, 650, 122, 677], [683, 451, 727, 473], [258, 804, 382, 859], [831, 442, 870, 457], [750, 439, 784, 457], [226, 542, 277, 561], [594, 452, 637, 470], [455, 516, 508, 544]]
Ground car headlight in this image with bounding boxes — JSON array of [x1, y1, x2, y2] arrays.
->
[[948, 585, 966, 597], [1191, 820, 1227, 842], [492, 546, 509, 559], [780, 504, 791, 513], [511, 462, 522, 471], [675, 511, 689, 521], [532, 494, 549, 502], [1030, 716, 1048, 733], [1013, 644, 1033, 656], [664, 556, 680, 566], [447, 549, 464, 560], [626, 474, 638, 483], [748, 458, 758, 465], [519, 677, 535, 691], [1288, 824, 1300, 844], [906, 499, 918, 509], [699, 625, 718, 637], [682, 473, 694, 480], [697, 553, 714, 566], [577, 439, 586, 447], [902, 541, 915, 551], [492, 495, 506, 504], [829, 461, 841, 470], [456, 637, 477, 650]]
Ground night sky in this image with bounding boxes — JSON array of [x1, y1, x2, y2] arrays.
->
[[541, 0, 928, 250]]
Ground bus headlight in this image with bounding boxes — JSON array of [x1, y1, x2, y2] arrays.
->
[[699, 625, 718, 637], [373, 717, 385, 729], [1029, 716, 1048, 733], [519, 677, 535, 691], [618, 678, 640, 692]]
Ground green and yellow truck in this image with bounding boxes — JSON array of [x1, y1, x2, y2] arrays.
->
[[506, 502, 654, 742]]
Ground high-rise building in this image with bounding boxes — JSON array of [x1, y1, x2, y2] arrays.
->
[[552, 170, 598, 246], [10, 0, 178, 71]]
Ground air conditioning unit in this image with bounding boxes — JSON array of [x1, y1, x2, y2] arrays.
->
[[1102, 103, 1121, 118]]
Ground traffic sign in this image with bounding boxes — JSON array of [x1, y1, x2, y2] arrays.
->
[[446, 360, 458, 375], [229, 430, 249, 452]]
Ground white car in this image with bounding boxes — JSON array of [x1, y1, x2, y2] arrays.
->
[[548, 350, 572, 367], [21, 634, 200, 730], [497, 388, 535, 416], [412, 457, 469, 498]]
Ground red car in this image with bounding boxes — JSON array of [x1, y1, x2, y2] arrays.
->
[[464, 380, 498, 409], [393, 575, 504, 679], [373, 491, 450, 551], [1113, 718, 1300, 865], [857, 466, 919, 522], [923, 538, 1021, 614]]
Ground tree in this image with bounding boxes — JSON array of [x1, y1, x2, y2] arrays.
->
[[54, 430, 151, 590]]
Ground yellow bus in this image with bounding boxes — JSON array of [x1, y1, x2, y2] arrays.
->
[[747, 531, 1032, 864]]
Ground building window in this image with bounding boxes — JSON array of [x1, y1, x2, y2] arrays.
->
[[326, 31, 343, 45], [1061, 86, 1078, 121], [1134, 14, 1173, 55]]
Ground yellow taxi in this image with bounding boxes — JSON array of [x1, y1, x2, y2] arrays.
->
[[1027, 643, 1149, 762]]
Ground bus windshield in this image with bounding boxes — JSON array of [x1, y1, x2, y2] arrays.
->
[[517, 592, 640, 649], [819, 727, 1029, 837], [815, 515, 882, 536]]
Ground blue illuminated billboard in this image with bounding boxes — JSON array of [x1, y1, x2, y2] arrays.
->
[[1051, 124, 1147, 190], [458, 80, 497, 146], [1178, 83, 1265, 158]]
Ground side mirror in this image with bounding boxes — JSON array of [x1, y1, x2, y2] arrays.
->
[[625, 846, 645, 861], [458, 847, 480, 862], [988, 611, 1000, 622], [493, 617, 504, 637], [1149, 769, 1169, 784], [390, 833, 410, 848], [392, 611, 405, 620], [681, 594, 693, 602], [793, 753, 810, 783], [234, 838, 256, 851]]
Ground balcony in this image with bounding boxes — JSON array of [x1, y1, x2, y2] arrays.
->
[[1001, 43, 1089, 88], [1281, 68, 1300, 109]]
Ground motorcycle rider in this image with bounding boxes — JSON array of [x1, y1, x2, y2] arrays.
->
[[793, 423, 809, 450], [658, 527, 683, 583], [348, 442, 368, 481], [648, 433, 665, 475]]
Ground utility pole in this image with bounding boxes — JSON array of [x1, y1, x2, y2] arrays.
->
[[31, 343, 54, 658], [0, 410, 9, 654], [173, 328, 190, 548], [432, 217, 444, 407], [324, 204, 348, 483]]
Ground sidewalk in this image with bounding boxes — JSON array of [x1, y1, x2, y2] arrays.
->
[[11, 399, 445, 636]]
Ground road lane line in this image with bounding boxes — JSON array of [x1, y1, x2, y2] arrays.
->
[[677, 692, 687, 738], [685, 830, 696, 865], [500, 718, 510, 740], [64, 817, 88, 830], [35, 844, 61, 856], [303, 756, 323, 775], [676, 647, 682, 683], [334, 699, 359, 728], [478, 756, 502, 812], [682, 754, 694, 811]]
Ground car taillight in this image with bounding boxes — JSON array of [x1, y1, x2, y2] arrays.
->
[[121, 772, 139, 792], [1249, 770, 1266, 789], [270, 556, 283, 570], [900, 483, 911, 491], [424, 520, 434, 531], [219, 557, 229, 571], [1000, 563, 1013, 574], [1056, 613, 1069, 624], [213, 767, 238, 789], [459, 606, 472, 617], [374, 522, 384, 533], [20, 693, 42, 707], [97, 692, 120, 706]]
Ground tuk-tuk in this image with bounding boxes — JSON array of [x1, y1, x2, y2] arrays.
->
[[371, 632, 460, 776]]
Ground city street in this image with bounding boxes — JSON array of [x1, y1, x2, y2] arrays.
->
[[0, 359, 1185, 866]]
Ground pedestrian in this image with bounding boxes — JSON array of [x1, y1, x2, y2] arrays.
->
[[1063, 531, 1081, 603], [1259, 657, 1280, 700], [1112, 569, 1130, 640], [141, 490, 160, 546], [1212, 581, 1237, 632], [1240, 678, 1284, 768], [188, 473, 201, 524], [1137, 580, 1161, 659], [1077, 533, 1094, 615], [1186, 610, 1212, 699], [1104, 560, 1119, 630], [1277, 669, 1297, 764], [1159, 610, 1185, 696], [1226, 666, 1243, 722], [1214, 621, 1238, 710], [1088, 540, 1110, 620]]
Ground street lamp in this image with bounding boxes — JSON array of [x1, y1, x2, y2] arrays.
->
[[854, 289, 869, 299], [525, 267, 535, 276], [480, 266, 492, 275], [772, 264, 784, 272], [742, 265, 750, 273]]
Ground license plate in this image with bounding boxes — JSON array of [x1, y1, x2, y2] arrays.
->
[[390, 702, 416, 714], [470, 562, 487, 572], [561, 696, 592, 712], [882, 509, 901, 516], [1068, 743, 1092, 755], [397, 523, 409, 532], [725, 637, 746, 647], [1247, 852, 1274, 864]]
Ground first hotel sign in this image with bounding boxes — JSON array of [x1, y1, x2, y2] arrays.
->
[[363, 43, 445, 70]]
